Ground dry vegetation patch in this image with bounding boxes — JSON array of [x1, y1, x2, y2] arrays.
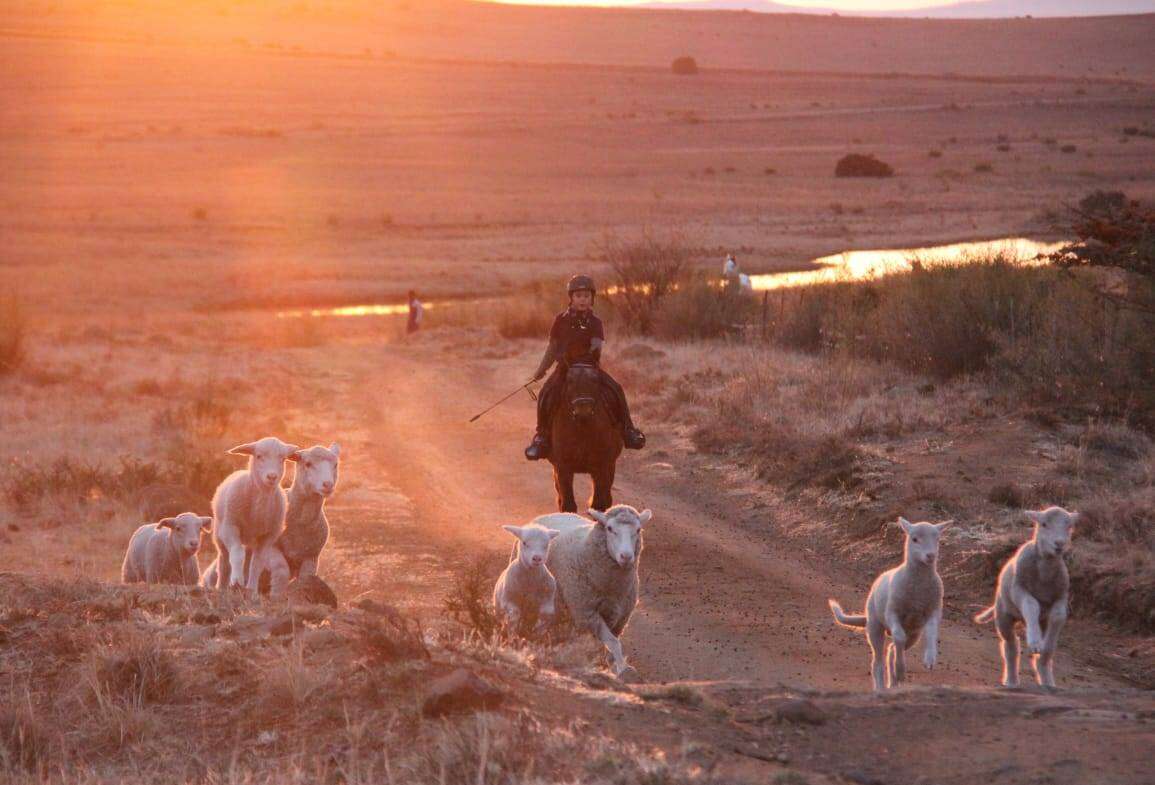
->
[[0, 574, 757, 784]]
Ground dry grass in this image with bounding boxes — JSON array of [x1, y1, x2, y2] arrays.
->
[[0, 293, 24, 376], [0, 573, 733, 785]]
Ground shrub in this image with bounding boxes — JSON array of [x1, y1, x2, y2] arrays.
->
[[600, 232, 694, 335], [442, 554, 504, 640], [495, 282, 559, 339], [762, 255, 1155, 424], [1061, 144, 1078, 154], [653, 277, 757, 340], [671, 56, 698, 75], [928, 149, 943, 158], [834, 153, 894, 178], [0, 293, 24, 375], [974, 162, 994, 173]]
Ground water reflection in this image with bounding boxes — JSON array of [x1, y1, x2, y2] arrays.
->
[[748, 237, 1064, 291], [275, 238, 1066, 319]]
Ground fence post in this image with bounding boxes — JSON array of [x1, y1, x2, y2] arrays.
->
[[761, 291, 769, 342]]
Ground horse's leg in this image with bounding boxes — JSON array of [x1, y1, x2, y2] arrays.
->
[[591, 463, 615, 512], [554, 467, 577, 513]]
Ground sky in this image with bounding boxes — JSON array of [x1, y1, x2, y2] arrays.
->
[[492, 0, 966, 8], [487, 0, 1126, 11]]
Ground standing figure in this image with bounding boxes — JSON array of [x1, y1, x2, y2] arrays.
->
[[407, 290, 424, 334]]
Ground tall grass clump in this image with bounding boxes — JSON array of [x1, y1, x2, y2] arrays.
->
[[653, 276, 758, 340], [0, 292, 25, 375], [599, 232, 693, 335], [495, 282, 561, 339]]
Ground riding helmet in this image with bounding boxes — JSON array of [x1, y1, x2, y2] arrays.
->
[[567, 274, 596, 296]]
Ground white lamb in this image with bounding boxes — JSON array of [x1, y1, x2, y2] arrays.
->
[[828, 517, 950, 691], [210, 436, 298, 592], [493, 522, 561, 636], [545, 505, 652, 678], [122, 512, 212, 586], [974, 506, 1077, 689], [261, 443, 341, 597]]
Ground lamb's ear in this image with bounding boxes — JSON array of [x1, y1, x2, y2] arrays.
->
[[199, 516, 213, 532], [637, 509, 653, 525], [228, 442, 256, 456], [282, 443, 301, 459], [587, 508, 609, 525], [897, 516, 912, 533], [501, 525, 523, 539], [329, 442, 341, 457], [1067, 512, 1079, 528], [1024, 509, 1043, 525], [156, 517, 176, 530], [287, 450, 303, 463], [934, 520, 953, 533], [547, 529, 561, 540]]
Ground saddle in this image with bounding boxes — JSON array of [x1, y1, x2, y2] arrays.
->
[[550, 363, 621, 427]]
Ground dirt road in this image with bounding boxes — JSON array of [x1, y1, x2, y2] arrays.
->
[[312, 336, 1124, 692], [300, 334, 1154, 783]]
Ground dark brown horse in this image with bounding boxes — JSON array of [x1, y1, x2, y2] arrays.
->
[[548, 363, 623, 512]]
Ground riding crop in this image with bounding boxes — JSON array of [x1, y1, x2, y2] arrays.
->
[[469, 381, 538, 423]]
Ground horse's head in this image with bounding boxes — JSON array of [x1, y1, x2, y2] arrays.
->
[[564, 363, 601, 421]]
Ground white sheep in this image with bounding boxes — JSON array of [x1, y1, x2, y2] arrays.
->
[[545, 505, 652, 678], [722, 254, 738, 278], [210, 436, 298, 592], [122, 512, 212, 586], [974, 506, 1077, 689], [828, 517, 950, 691], [493, 522, 561, 635], [261, 443, 341, 597]]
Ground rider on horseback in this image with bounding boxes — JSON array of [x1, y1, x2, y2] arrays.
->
[[524, 275, 646, 461]]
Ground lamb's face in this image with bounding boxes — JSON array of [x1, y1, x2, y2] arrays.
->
[[1027, 507, 1077, 557], [159, 513, 212, 556], [588, 506, 653, 567], [899, 517, 949, 567], [503, 524, 560, 567], [229, 436, 300, 489], [290, 443, 341, 498]]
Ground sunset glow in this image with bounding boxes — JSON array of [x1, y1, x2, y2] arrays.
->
[[490, 0, 967, 10]]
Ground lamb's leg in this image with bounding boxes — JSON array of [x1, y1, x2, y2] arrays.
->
[[246, 544, 276, 595], [1014, 588, 1044, 655], [923, 609, 941, 671], [883, 610, 907, 688], [266, 548, 291, 598], [297, 557, 318, 580], [867, 620, 887, 692], [591, 615, 628, 676], [554, 468, 577, 513], [215, 522, 247, 590], [1037, 601, 1068, 688], [996, 611, 1020, 688]]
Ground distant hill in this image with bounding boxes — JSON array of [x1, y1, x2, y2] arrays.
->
[[637, 0, 1155, 17]]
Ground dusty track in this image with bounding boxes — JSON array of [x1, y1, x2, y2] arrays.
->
[[327, 339, 1125, 692], [306, 336, 1155, 783]]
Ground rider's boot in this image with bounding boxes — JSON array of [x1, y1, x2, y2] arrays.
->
[[623, 424, 646, 450], [525, 431, 550, 461]]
